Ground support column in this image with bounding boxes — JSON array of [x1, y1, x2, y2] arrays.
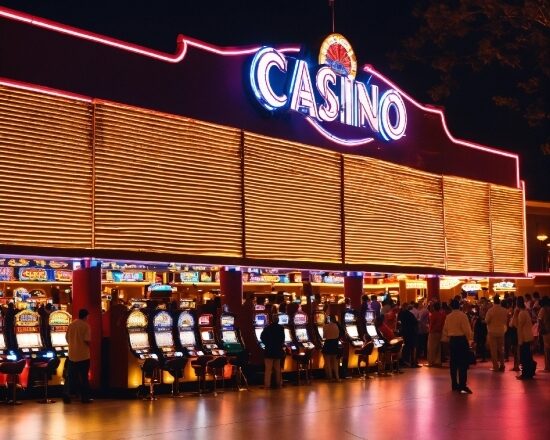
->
[[427, 276, 440, 301], [72, 265, 102, 390], [220, 268, 243, 313], [399, 279, 407, 304], [344, 274, 363, 310]]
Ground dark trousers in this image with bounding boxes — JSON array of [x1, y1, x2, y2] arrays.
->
[[449, 336, 469, 390], [64, 359, 91, 401], [519, 342, 535, 378]]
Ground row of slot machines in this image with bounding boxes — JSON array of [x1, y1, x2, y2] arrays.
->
[[251, 305, 364, 353], [0, 309, 71, 362], [126, 307, 245, 363]]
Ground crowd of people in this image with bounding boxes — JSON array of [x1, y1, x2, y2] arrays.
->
[[360, 291, 550, 392]]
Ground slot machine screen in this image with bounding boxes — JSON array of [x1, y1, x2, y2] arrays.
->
[[155, 331, 174, 348], [284, 328, 292, 343], [221, 315, 234, 327], [201, 330, 214, 341], [255, 328, 263, 342], [0, 334, 6, 350], [295, 328, 309, 342], [179, 331, 196, 346], [129, 332, 150, 349], [346, 325, 359, 338], [366, 325, 378, 338], [278, 314, 289, 325], [317, 326, 324, 339], [365, 310, 374, 323], [178, 312, 194, 329], [344, 312, 355, 323], [255, 314, 266, 327], [16, 332, 42, 348], [198, 315, 212, 326], [294, 313, 307, 325], [223, 331, 238, 344], [51, 332, 67, 347]]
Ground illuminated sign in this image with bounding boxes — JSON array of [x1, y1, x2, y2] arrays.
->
[[0, 267, 13, 281], [127, 310, 148, 328], [462, 283, 481, 292], [494, 281, 515, 290], [249, 33, 407, 146], [54, 270, 72, 282], [19, 267, 49, 281], [180, 271, 199, 283]]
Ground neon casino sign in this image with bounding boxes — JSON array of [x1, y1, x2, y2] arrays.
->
[[249, 33, 407, 145]]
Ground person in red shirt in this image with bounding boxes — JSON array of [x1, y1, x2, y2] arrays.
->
[[427, 302, 446, 367], [384, 301, 398, 332], [376, 315, 396, 341]]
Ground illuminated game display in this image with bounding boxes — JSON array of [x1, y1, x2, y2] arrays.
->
[[126, 309, 155, 360], [292, 311, 315, 350], [48, 310, 71, 357], [152, 310, 182, 359], [0, 315, 8, 360], [197, 313, 224, 356], [314, 305, 326, 343], [253, 306, 269, 349], [344, 311, 362, 347], [278, 313, 297, 351], [13, 309, 52, 360], [176, 310, 202, 356]]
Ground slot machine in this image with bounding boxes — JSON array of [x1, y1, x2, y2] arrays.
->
[[253, 305, 269, 349], [343, 310, 363, 348], [365, 310, 385, 349], [313, 305, 326, 347], [292, 309, 315, 350], [197, 314, 224, 356], [0, 315, 12, 361], [220, 310, 245, 355], [150, 310, 182, 361], [13, 310, 52, 361], [126, 309, 156, 360], [175, 310, 203, 357], [277, 312, 297, 352], [48, 310, 71, 357]]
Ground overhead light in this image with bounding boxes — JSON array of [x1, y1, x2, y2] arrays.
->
[[536, 233, 548, 242]]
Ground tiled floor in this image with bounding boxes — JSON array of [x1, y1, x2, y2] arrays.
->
[[1, 357, 549, 440]]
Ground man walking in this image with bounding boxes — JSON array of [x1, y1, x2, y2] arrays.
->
[[485, 296, 508, 372], [442, 299, 473, 394], [64, 308, 92, 403], [516, 297, 536, 379], [260, 313, 285, 389]]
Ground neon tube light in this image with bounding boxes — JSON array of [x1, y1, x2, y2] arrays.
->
[[0, 7, 300, 64], [363, 65, 520, 188]]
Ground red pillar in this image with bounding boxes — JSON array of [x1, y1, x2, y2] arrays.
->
[[427, 276, 440, 301], [220, 269, 243, 313], [344, 275, 363, 310], [72, 266, 102, 390]]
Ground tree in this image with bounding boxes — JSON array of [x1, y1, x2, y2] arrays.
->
[[389, 0, 549, 155]]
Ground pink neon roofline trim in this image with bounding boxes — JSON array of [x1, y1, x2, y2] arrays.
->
[[0, 7, 300, 63], [363, 65, 520, 188], [521, 180, 528, 275]]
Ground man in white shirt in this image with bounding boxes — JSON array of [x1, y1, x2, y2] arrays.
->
[[485, 296, 509, 372], [442, 299, 473, 394]]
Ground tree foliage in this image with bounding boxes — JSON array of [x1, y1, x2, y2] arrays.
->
[[389, 0, 549, 153]]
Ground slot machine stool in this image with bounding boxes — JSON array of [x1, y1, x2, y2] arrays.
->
[[388, 338, 404, 374], [33, 357, 61, 404], [0, 359, 27, 405], [139, 358, 161, 401], [292, 351, 312, 385], [229, 352, 249, 391], [163, 357, 188, 397], [206, 356, 228, 396], [191, 355, 213, 395], [354, 340, 374, 379]]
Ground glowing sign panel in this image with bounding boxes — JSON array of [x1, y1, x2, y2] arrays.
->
[[249, 34, 407, 145]]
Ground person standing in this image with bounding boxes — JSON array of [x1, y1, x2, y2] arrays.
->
[[442, 299, 473, 394], [485, 296, 509, 372], [322, 315, 341, 381], [64, 308, 92, 403], [427, 302, 446, 367], [260, 314, 285, 389], [417, 303, 429, 360], [398, 303, 419, 367], [516, 297, 536, 380], [369, 295, 381, 318]]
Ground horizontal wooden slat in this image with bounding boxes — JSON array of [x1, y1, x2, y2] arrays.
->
[[344, 155, 446, 268], [244, 133, 342, 263], [490, 185, 526, 273], [0, 86, 93, 248], [93, 102, 243, 257], [443, 177, 492, 272]]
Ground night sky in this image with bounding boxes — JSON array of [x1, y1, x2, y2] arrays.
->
[[1, 0, 548, 200]]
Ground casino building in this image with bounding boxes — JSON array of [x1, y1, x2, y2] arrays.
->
[[0, 7, 528, 388]]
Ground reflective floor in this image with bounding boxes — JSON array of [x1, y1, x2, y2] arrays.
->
[[1, 357, 549, 440]]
